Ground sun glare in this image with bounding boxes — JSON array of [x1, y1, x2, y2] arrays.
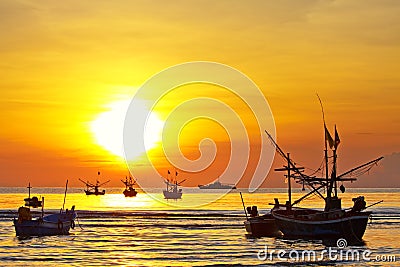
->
[[91, 99, 163, 160]]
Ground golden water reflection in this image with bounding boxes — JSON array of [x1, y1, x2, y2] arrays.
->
[[1, 188, 399, 212]]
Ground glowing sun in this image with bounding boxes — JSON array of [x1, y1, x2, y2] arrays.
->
[[91, 99, 163, 159]]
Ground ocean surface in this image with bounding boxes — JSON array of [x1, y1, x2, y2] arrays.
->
[[0, 187, 399, 266]]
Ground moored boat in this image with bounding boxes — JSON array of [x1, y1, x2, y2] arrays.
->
[[13, 180, 77, 237], [243, 97, 383, 243], [241, 193, 281, 237], [14, 207, 77, 237], [263, 102, 383, 243], [79, 172, 110, 196], [162, 170, 186, 200], [244, 212, 281, 237], [24, 182, 42, 208], [122, 176, 138, 197], [272, 205, 371, 241]]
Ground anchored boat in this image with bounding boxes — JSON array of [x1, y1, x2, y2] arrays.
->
[[163, 170, 186, 200], [122, 176, 138, 197], [24, 182, 43, 208], [79, 172, 110, 196], [13, 181, 76, 237], [244, 98, 383, 242], [266, 124, 382, 242]]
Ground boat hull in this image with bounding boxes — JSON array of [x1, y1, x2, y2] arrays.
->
[[85, 190, 105, 196], [244, 214, 281, 237], [13, 212, 76, 237], [198, 185, 236, 189], [123, 189, 137, 197], [163, 190, 182, 199], [272, 210, 371, 242]]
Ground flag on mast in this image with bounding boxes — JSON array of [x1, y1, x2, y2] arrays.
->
[[334, 125, 340, 149], [325, 124, 334, 149]]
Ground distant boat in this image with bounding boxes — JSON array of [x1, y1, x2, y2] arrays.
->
[[163, 170, 185, 200], [79, 171, 110, 196], [24, 182, 43, 208], [13, 181, 76, 237], [122, 176, 138, 197], [198, 179, 236, 189]]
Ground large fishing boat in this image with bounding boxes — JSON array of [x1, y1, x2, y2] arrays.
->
[[13, 181, 76, 237], [244, 98, 383, 243]]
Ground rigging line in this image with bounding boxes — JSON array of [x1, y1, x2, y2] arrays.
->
[[304, 157, 326, 176], [317, 93, 327, 128], [289, 155, 325, 177], [337, 156, 383, 178]]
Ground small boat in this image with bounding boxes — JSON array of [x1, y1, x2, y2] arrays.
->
[[24, 182, 42, 208], [162, 170, 186, 200], [198, 179, 236, 189], [79, 172, 110, 196], [13, 181, 77, 237], [240, 193, 281, 237], [14, 207, 77, 237], [244, 214, 281, 238], [122, 176, 138, 197], [244, 211, 281, 237]]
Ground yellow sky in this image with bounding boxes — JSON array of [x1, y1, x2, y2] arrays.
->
[[0, 0, 399, 187]]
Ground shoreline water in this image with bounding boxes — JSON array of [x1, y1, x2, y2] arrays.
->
[[0, 189, 399, 266]]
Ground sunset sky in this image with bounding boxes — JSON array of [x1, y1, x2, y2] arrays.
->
[[0, 0, 399, 188]]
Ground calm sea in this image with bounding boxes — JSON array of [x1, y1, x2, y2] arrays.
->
[[0, 188, 399, 266]]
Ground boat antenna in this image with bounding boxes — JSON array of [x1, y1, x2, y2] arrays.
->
[[62, 179, 68, 212]]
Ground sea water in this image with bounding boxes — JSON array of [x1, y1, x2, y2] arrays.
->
[[0, 188, 399, 266]]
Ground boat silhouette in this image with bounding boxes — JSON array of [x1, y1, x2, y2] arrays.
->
[[198, 179, 236, 189], [79, 172, 110, 196], [244, 97, 383, 243], [163, 170, 186, 200], [13, 181, 76, 237], [122, 176, 138, 197]]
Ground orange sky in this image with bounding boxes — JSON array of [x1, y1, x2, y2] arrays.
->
[[0, 0, 399, 188]]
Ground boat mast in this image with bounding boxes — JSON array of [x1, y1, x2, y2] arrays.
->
[[62, 179, 68, 212], [332, 144, 338, 198], [329, 126, 340, 199], [287, 153, 292, 206], [266, 130, 306, 208], [317, 94, 331, 200], [27, 182, 31, 199], [41, 197, 44, 218]]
